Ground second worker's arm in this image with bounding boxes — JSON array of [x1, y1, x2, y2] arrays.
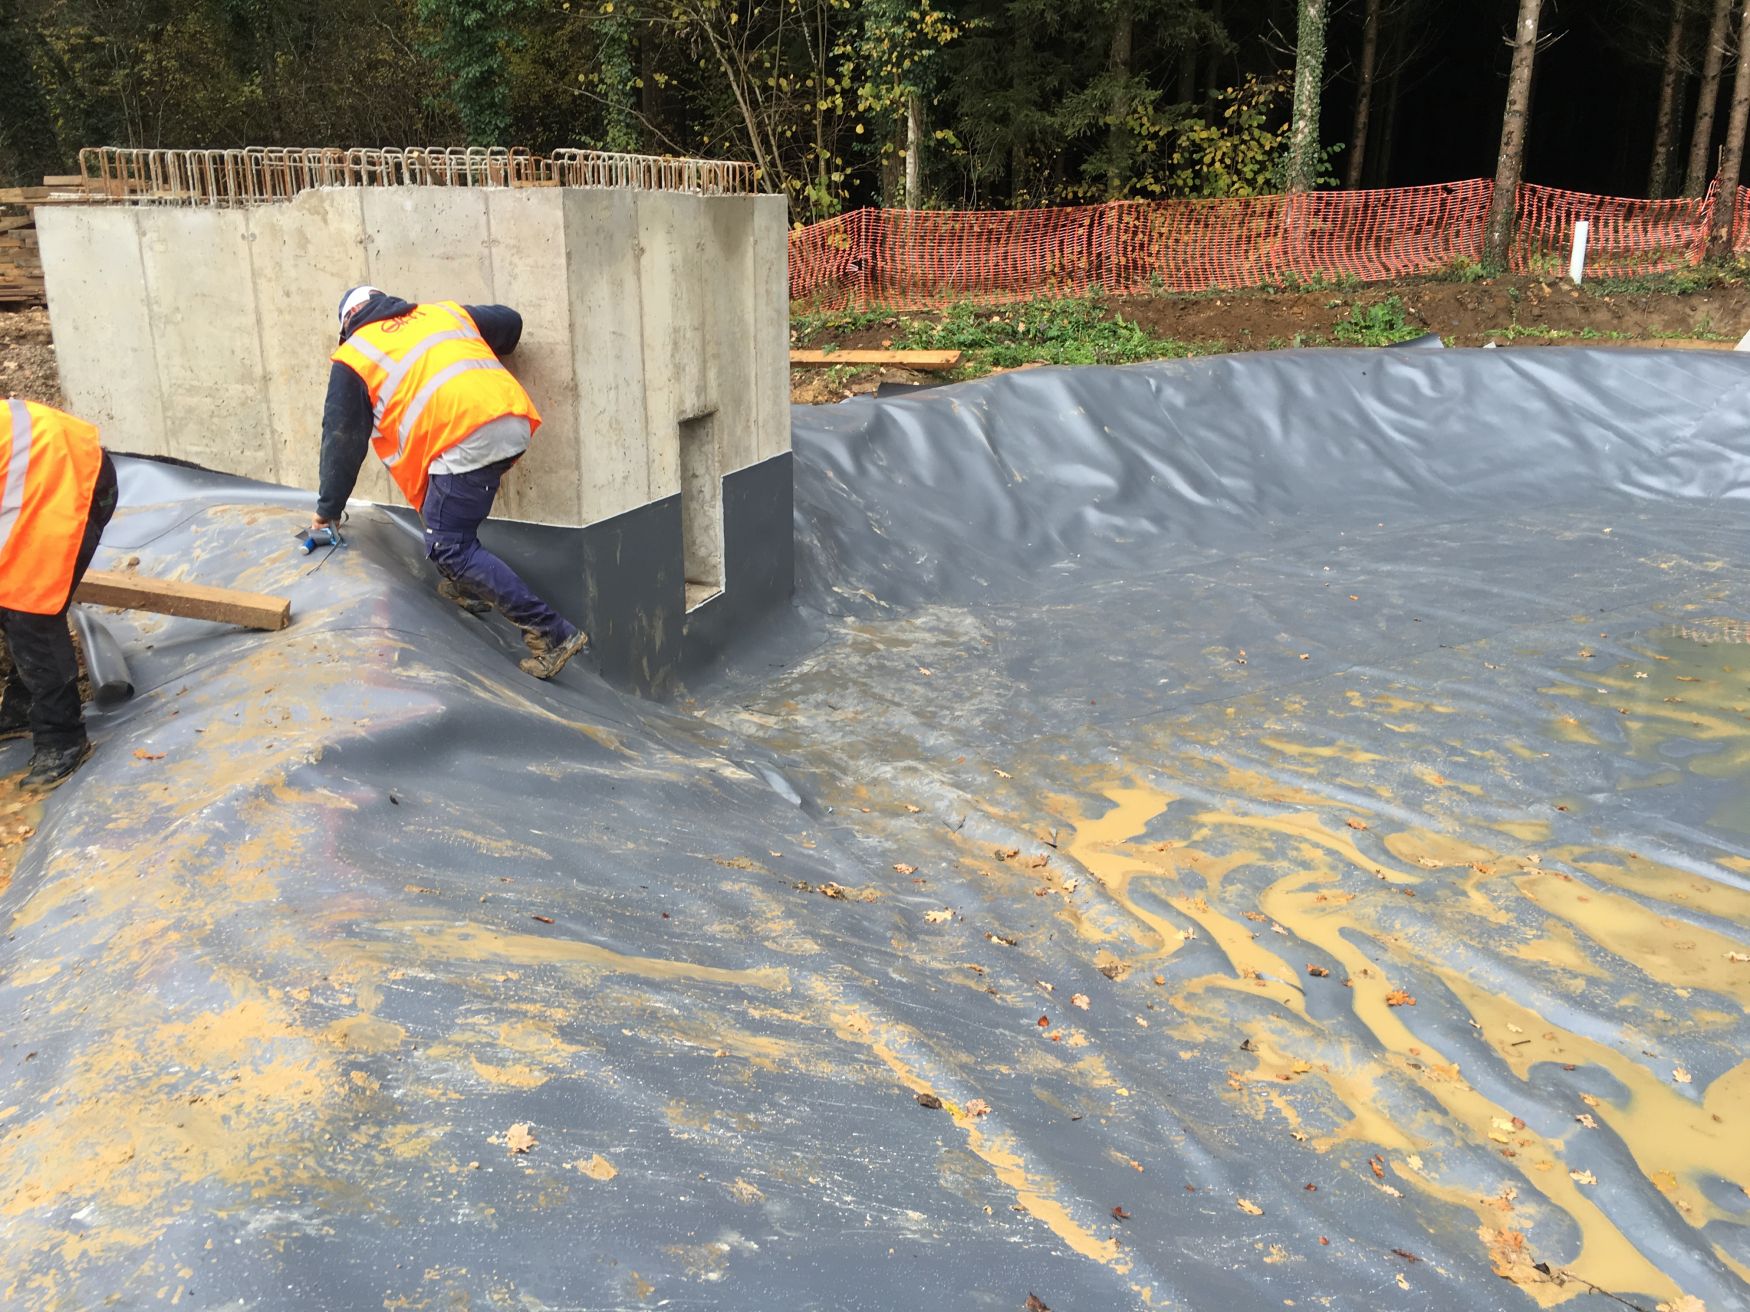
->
[[313, 361, 374, 528]]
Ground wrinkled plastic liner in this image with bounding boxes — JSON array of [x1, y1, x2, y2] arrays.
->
[[2, 347, 1748, 1311]]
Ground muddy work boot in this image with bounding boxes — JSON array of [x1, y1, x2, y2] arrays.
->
[[21, 740, 92, 792], [437, 578, 494, 617], [519, 626, 592, 680]]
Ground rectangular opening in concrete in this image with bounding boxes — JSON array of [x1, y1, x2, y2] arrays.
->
[[679, 412, 724, 611]]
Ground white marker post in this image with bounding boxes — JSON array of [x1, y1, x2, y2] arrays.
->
[[1569, 220, 1590, 285]]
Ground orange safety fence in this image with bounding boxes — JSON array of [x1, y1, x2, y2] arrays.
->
[[790, 179, 1750, 310], [1511, 183, 1715, 277]]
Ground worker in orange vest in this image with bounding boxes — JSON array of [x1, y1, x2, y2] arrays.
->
[[0, 399, 118, 790], [309, 287, 591, 680]]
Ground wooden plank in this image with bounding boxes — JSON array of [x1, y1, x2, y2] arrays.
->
[[788, 349, 963, 370], [75, 571, 292, 631]]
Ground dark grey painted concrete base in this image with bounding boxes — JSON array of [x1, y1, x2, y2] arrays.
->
[[471, 451, 794, 698]]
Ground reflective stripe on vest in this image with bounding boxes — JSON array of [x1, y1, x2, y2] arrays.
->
[[331, 302, 540, 512], [0, 400, 34, 556], [0, 400, 104, 616]]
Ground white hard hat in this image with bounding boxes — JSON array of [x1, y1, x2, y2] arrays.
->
[[337, 285, 383, 331]]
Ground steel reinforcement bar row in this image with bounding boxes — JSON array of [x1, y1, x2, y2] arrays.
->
[[74, 146, 758, 205]]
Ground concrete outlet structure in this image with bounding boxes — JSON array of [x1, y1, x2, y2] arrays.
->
[[37, 183, 794, 693]]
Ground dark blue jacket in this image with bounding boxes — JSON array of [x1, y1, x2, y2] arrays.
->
[[316, 294, 525, 521]]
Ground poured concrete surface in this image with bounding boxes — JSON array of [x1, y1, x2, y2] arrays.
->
[[36, 187, 791, 530]]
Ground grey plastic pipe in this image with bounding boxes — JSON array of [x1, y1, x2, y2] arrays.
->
[[70, 605, 134, 707]]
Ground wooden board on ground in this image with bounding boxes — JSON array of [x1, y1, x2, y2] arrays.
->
[[789, 349, 963, 370], [75, 571, 292, 632]]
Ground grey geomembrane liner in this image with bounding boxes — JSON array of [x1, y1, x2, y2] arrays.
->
[[3, 347, 1749, 1311]]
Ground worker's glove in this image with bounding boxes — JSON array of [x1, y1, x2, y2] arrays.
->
[[295, 523, 346, 555]]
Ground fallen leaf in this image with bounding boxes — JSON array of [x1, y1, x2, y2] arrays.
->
[[994, 847, 1020, 861], [575, 1153, 617, 1180], [1307, 965, 1330, 977], [1673, 1067, 1692, 1084], [1298, 653, 1311, 661], [1346, 818, 1369, 830], [915, 1092, 944, 1110], [917, 666, 932, 676], [1025, 1296, 1052, 1312], [1569, 1169, 1597, 1185], [505, 1123, 537, 1154], [965, 1098, 991, 1118], [1237, 1198, 1263, 1215], [1070, 993, 1090, 1010], [894, 863, 918, 875], [1385, 989, 1416, 1007], [1037, 1015, 1050, 1027], [1575, 1113, 1598, 1129], [1370, 1155, 1385, 1179], [1726, 951, 1748, 963], [993, 768, 1012, 779], [132, 749, 165, 761], [1242, 911, 1268, 922], [1111, 1205, 1130, 1221], [904, 804, 921, 813], [531, 914, 555, 925], [923, 908, 953, 924], [1392, 1248, 1422, 1263]]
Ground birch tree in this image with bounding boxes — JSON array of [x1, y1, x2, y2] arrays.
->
[[1484, 0, 1544, 267]]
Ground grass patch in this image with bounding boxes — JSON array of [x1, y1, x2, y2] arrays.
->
[[1331, 296, 1423, 346], [790, 305, 900, 343], [895, 294, 1209, 370]]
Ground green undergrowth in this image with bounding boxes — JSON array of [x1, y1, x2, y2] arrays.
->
[[1331, 295, 1424, 346], [897, 296, 1212, 368], [796, 293, 1212, 376]]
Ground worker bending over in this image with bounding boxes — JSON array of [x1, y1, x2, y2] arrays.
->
[[311, 287, 590, 680], [0, 399, 118, 790]]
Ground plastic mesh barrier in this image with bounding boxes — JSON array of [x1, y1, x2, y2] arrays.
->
[[1511, 184, 1715, 277], [790, 180, 1750, 309]]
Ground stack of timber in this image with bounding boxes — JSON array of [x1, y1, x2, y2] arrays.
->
[[0, 175, 95, 306]]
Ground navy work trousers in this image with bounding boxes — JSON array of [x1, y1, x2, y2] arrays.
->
[[420, 457, 573, 645]]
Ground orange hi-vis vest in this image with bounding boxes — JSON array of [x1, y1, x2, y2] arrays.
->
[[0, 399, 103, 616], [331, 301, 541, 512]]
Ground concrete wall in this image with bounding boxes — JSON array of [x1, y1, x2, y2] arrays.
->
[[37, 187, 791, 530]]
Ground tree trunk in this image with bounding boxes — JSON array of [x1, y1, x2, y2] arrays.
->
[[1345, 0, 1383, 189], [1374, 24, 1402, 186], [1285, 0, 1329, 193], [1177, 43, 1198, 106], [1709, 0, 1750, 253], [641, 18, 664, 149], [1686, 0, 1734, 196], [1484, 0, 1543, 268], [1107, 0, 1135, 197], [1649, 1, 1689, 198], [905, 91, 923, 207]]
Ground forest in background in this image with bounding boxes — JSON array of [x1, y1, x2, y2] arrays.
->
[[1, 0, 1745, 226]]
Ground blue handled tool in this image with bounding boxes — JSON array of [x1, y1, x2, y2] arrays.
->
[[296, 523, 346, 555]]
